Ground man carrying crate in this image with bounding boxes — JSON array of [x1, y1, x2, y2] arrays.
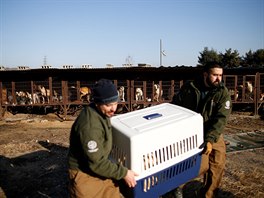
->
[[67, 79, 138, 198], [170, 62, 232, 198]]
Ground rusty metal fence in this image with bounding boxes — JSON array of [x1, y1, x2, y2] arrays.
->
[[1, 73, 264, 119]]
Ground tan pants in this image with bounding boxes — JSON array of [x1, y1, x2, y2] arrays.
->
[[198, 135, 226, 198], [68, 169, 121, 198]]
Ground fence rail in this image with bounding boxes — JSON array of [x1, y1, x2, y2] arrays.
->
[[1, 71, 263, 119]]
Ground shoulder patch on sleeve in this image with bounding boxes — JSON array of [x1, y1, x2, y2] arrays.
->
[[225, 100, 231, 110], [87, 140, 98, 153]]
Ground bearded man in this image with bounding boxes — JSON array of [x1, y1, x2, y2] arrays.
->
[[170, 62, 232, 198]]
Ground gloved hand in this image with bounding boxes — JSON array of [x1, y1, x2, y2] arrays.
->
[[204, 142, 213, 155]]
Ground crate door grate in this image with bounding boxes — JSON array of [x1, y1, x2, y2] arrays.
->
[[110, 144, 127, 167], [142, 154, 199, 192], [142, 134, 198, 171]]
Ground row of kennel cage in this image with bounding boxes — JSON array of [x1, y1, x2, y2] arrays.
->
[[0, 73, 264, 118]]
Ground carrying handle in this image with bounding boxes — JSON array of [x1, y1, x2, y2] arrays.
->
[[143, 113, 162, 120]]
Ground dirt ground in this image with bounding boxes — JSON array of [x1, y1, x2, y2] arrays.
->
[[0, 111, 263, 198]]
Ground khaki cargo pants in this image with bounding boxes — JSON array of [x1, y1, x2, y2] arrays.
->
[[199, 135, 226, 198], [68, 169, 121, 198]]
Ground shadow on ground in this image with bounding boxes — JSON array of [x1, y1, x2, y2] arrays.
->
[[0, 141, 237, 198], [0, 141, 69, 198], [162, 180, 235, 198]]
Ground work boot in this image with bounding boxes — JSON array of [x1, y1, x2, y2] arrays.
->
[[172, 187, 183, 198], [195, 188, 204, 198]]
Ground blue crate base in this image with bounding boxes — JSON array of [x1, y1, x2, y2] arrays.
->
[[119, 152, 202, 198]]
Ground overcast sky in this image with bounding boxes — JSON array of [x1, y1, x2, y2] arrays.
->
[[0, 0, 263, 68]]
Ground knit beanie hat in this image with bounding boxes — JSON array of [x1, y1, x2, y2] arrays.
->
[[92, 79, 119, 104]]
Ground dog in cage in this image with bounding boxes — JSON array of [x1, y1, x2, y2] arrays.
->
[[118, 86, 125, 102], [153, 84, 163, 102], [245, 81, 254, 100], [135, 87, 144, 101]]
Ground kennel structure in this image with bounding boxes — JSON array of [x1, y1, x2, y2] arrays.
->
[[1, 66, 263, 118]]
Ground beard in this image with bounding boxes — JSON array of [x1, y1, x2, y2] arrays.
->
[[206, 77, 221, 88]]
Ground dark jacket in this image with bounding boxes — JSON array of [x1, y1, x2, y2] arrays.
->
[[68, 103, 127, 180], [172, 79, 232, 144]]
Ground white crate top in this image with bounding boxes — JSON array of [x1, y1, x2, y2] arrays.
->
[[111, 103, 200, 137]]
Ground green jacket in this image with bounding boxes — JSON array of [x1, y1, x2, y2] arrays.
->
[[68, 103, 127, 180], [172, 80, 232, 144]]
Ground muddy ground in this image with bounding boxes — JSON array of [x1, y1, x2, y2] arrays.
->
[[0, 111, 263, 198]]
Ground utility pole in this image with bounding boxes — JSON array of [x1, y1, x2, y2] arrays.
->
[[160, 39, 162, 66], [160, 39, 166, 66], [43, 56, 47, 66]]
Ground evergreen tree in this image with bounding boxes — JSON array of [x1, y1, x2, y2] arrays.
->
[[220, 48, 241, 68], [197, 47, 221, 66], [254, 49, 264, 67], [242, 50, 255, 67]]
